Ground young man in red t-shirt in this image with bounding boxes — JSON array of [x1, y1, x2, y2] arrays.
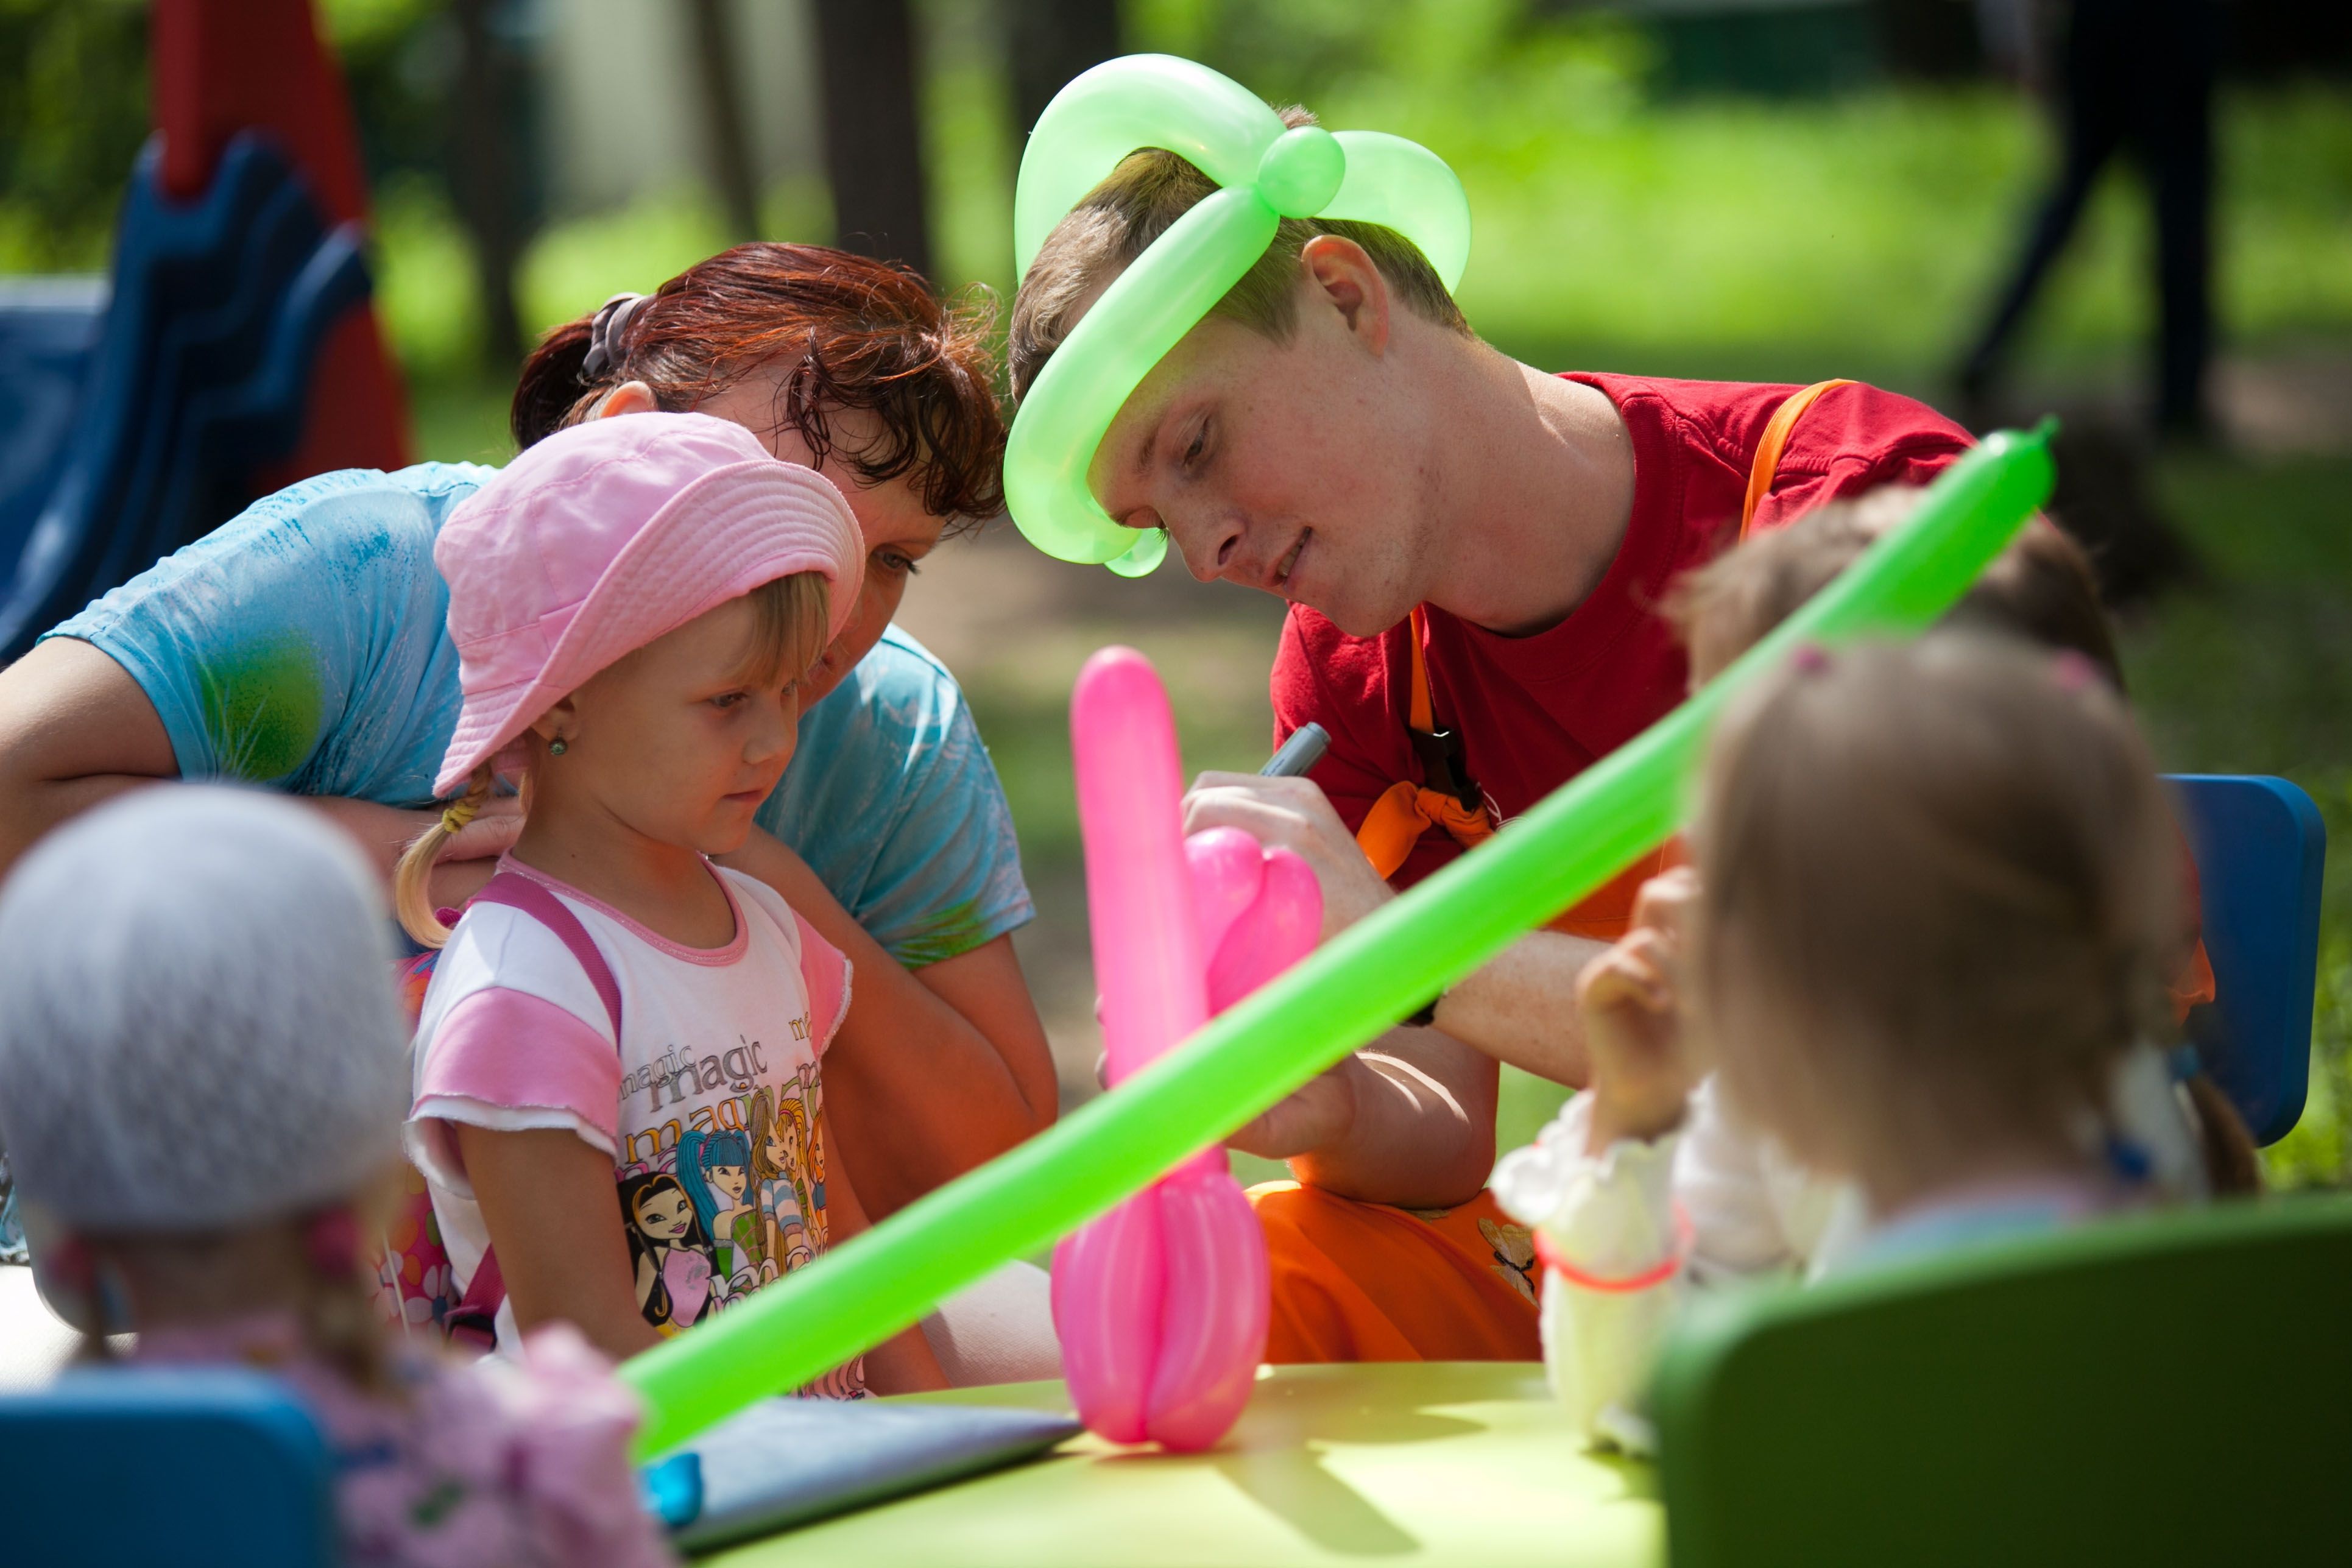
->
[[1009, 116, 1972, 1362]]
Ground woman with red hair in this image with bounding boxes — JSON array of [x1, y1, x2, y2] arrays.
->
[[0, 245, 1055, 1239]]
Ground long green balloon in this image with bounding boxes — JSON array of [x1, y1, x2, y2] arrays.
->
[[620, 426, 2057, 1458]]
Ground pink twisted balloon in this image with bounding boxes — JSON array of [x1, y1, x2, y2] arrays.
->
[[1050, 647, 1321, 1450]]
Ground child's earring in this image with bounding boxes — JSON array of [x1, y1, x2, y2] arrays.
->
[[548, 736, 569, 757]]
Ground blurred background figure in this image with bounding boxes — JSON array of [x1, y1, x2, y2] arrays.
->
[[1954, 0, 2222, 438]]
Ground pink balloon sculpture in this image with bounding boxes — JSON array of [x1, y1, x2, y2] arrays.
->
[[1050, 647, 1322, 1451]]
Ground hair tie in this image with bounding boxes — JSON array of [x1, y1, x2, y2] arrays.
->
[[440, 797, 481, 837], [582, 291, 647, 380]]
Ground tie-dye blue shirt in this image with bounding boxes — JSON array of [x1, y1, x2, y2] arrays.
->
[[46, 462, 1031, 966]]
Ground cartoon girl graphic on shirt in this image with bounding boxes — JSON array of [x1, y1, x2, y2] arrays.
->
[[618, 1170, 715, 1335], [677, 1128, 766, 1304], [798, 1065, 830, 1247], [746, 1088, 811, 1276]]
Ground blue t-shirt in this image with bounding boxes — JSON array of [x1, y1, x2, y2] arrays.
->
[[47, 463, 1032, 966]]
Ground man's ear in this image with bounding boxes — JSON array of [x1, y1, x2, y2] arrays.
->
[[1299, 235, 1391, 355], [591, 380, 660, 419]]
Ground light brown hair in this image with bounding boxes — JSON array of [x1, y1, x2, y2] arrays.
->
[[1689, 636, 2181, 1200], [393, 571, 828, 948], [1665, 487, 2124, 689], [1008, 105, 1473, 403]]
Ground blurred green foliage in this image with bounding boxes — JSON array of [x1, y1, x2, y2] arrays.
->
[[1106, 4, 2352, 375], [0, 0, 147, 270]]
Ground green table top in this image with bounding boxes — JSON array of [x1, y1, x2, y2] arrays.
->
[[703, 1363, 1662, 1568]]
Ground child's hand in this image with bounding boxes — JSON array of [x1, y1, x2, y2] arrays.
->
[[1627, 866, 1696, 945], [1577, 871, 1700, 1153]]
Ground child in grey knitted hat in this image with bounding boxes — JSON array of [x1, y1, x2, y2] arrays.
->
[[0, 786, 674, 1568]]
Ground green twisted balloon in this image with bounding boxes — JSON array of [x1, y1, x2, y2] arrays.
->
[[1006, 54, 1471, 576]]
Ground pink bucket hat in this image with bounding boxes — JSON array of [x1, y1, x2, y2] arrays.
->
[[433, 411, 862, 796]]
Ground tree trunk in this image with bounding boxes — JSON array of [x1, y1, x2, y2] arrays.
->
[[1003, 0, 1122, 147], [449, 0, 526, 367], [685, 0, 762, 241], [809, 0, 933, 279]]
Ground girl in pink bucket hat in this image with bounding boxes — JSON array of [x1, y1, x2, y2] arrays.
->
[[394, 412, 945, 1393]]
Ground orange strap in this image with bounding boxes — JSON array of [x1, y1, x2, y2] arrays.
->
[[1407, 604, 1433, 733], [1355, 380, 1849, 919], [1357, 607, 1496, 880], [1740, 379, 1853, 540]]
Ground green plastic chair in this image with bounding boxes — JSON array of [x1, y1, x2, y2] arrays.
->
[[1651, 1195, 2352, 1568]]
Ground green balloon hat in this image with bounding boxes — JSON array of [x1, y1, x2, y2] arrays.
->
[[1006, 54, 1471, 577]]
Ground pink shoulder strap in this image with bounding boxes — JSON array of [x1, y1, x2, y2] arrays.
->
[[439, 871, 623, 1346], [471, 872, 623, 1039]]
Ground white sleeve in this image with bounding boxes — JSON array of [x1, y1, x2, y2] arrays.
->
[[1492, 1095, 1684, 1448], [405, 905, 624, 1195], [1673, 1078, 1812, 1285]]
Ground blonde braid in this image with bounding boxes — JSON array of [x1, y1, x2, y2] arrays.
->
[[393, 766, 496, 948]]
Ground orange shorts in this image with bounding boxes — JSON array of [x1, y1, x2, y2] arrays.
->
[[1249, 1181, 1542, 1363]]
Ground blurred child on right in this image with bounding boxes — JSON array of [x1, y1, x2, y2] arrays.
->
[[1495, 627, 2219, 1451], [1667, 489, 2252, 1176]]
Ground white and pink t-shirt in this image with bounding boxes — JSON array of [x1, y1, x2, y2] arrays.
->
[[405, 857, 854, 1388]]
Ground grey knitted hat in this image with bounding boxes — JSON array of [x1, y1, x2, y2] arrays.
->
[[0, 786, 410, 1233]]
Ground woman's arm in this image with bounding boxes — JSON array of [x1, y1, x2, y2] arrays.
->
[[815, 1108, 949, 1394], [0, 639, 177, 871], [721, 830, 1056, 1217], [0, 638, 521, 897], [457, 1124, 663, 1361]]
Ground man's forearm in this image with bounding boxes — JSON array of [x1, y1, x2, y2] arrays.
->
[[1424, 928, 1604, 1089], [1252, 926, 1602, 1208], [1284, 1028, 1500, 1209]]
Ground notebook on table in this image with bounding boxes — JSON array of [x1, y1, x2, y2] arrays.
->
[[641, 1396, 1083, 1553]]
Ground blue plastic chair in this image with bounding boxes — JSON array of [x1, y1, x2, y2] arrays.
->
[[0, 132, 369, 662], [2166, 774, 2326, 1145], [0, 1366, 337, 1566]]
